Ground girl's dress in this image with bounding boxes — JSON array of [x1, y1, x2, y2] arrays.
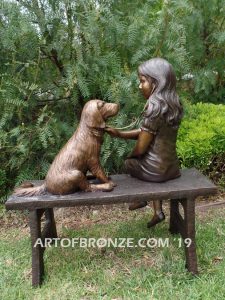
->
[[125, 108, 181, 182]]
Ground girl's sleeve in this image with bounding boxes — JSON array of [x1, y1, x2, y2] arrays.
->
[[140, 116, 161, 135]]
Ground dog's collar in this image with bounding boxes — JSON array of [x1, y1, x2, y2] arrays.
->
[[87, 125, 105, 138]]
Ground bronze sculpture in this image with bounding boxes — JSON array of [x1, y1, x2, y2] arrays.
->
[[105, 58, 183, 227], [14, 100, 119, 196]]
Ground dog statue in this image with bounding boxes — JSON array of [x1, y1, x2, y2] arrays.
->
[[14, 100, 119, 196]]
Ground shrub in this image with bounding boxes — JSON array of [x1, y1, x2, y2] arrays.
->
[[177, 102, 225, 185]]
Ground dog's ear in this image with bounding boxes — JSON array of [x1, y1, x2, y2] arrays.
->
[[94, 113, 106, 129], [97, 101, 105, 109], [85, 101, 106, 129]]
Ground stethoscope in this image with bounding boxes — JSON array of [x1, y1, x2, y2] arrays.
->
[[111, 83, 156, 130], [114, 105, 147, 130]]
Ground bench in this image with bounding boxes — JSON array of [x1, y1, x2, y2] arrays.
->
[[5, 168, 217, 287]]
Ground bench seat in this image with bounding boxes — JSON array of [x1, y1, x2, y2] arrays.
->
[[6, 168, 217, 210]]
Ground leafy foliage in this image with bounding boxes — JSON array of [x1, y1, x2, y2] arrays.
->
[[177, 102, 225, 185], [184, 0, 225, 103], [0, 0, 224, 201]]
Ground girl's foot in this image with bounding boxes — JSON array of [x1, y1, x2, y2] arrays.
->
[[129, 201, 148, 210], [147, 211, 165, 228]]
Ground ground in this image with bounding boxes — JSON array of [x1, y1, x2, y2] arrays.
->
[[0, 193, 225, 300]]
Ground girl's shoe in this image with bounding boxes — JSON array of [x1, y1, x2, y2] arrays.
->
[[147, 211, 165, 228], [129, 201, 148, 210]]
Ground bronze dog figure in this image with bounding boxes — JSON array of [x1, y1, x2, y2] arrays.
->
[[14, 100, 119, 196]]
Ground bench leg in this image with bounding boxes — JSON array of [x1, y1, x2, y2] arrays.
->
[[29, 208, 57, 287], [180, 198, 198, 275], [29, 209, 45, 287], [169, 198, 198, 275], [169, 200, 180, 234], [42, 208, 58, 240]]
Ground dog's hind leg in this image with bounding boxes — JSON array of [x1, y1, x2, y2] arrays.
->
[[48, 169, 115, 193], [89, 161, 116, 189], [47, 170, 89, 194], [67, 170, 91, 192], [88, 182, 114, 192], [56, 170, 113, 193], [71, 171, 112, 192]]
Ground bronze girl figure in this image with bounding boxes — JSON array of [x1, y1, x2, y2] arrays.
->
[[105, 58, 183, 228]]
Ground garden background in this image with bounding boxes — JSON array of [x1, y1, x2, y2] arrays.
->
[[0, 0, 224, 201], [0, 0, 225, 299]]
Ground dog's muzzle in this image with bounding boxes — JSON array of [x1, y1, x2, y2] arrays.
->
[[104, 103, 120, 119]]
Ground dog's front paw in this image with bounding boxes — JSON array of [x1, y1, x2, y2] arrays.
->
[[108, 180, 117, 187], [88, 184, 98, 192], [88, 183, 114, 192], [102, 182, 114, 192]]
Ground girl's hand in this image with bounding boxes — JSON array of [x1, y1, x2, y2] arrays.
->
[[105, 127, 120, 137], [126, 153, 136, 159]]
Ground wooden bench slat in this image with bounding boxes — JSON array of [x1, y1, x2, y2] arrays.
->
[[6, 168, 217, 210]]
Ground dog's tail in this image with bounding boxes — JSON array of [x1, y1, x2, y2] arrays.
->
[[14, 182, 47, 197]]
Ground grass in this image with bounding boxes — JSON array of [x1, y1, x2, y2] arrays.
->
[[0, 204, 225, 300]]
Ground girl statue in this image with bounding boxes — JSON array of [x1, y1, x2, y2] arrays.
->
[[105, 58, 183, 228]]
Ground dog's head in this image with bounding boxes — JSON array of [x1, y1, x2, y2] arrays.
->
[[81, 100, 119, 130]]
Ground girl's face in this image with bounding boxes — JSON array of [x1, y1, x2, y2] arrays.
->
[[138, 74, 154, 99]]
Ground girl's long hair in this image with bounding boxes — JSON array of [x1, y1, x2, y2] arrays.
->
[[138, 58, 183, 127]]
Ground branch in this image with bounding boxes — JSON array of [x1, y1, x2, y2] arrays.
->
[[220, 16, 225, 31], [39, 96, 71, 102], [36, 96, 71, 106], [65, 2, 74, 60], [154, 5, 169, 57], [18, 0, 65, 76], [40, 47, 65, 76], [50, 49, 65, 76]]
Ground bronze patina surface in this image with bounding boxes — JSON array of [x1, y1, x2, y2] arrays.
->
[[105, 58, 183, 227], [14, 100, 119, 196]]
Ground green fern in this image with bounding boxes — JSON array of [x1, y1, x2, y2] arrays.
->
[[0, 0, 224, 201]]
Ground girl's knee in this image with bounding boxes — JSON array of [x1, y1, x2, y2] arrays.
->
[[124, 158, 139, 175]]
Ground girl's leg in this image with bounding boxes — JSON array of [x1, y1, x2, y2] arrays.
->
[[124, 158, 166, 228], [124, 159, 147, 210], [129, 201, 148, 210], [147, 200, 165, 228]]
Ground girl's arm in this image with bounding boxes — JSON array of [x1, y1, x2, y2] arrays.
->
[[105, 127, 154, 158], [127, 130, 154, 158], [104, 127, 141, 140]]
